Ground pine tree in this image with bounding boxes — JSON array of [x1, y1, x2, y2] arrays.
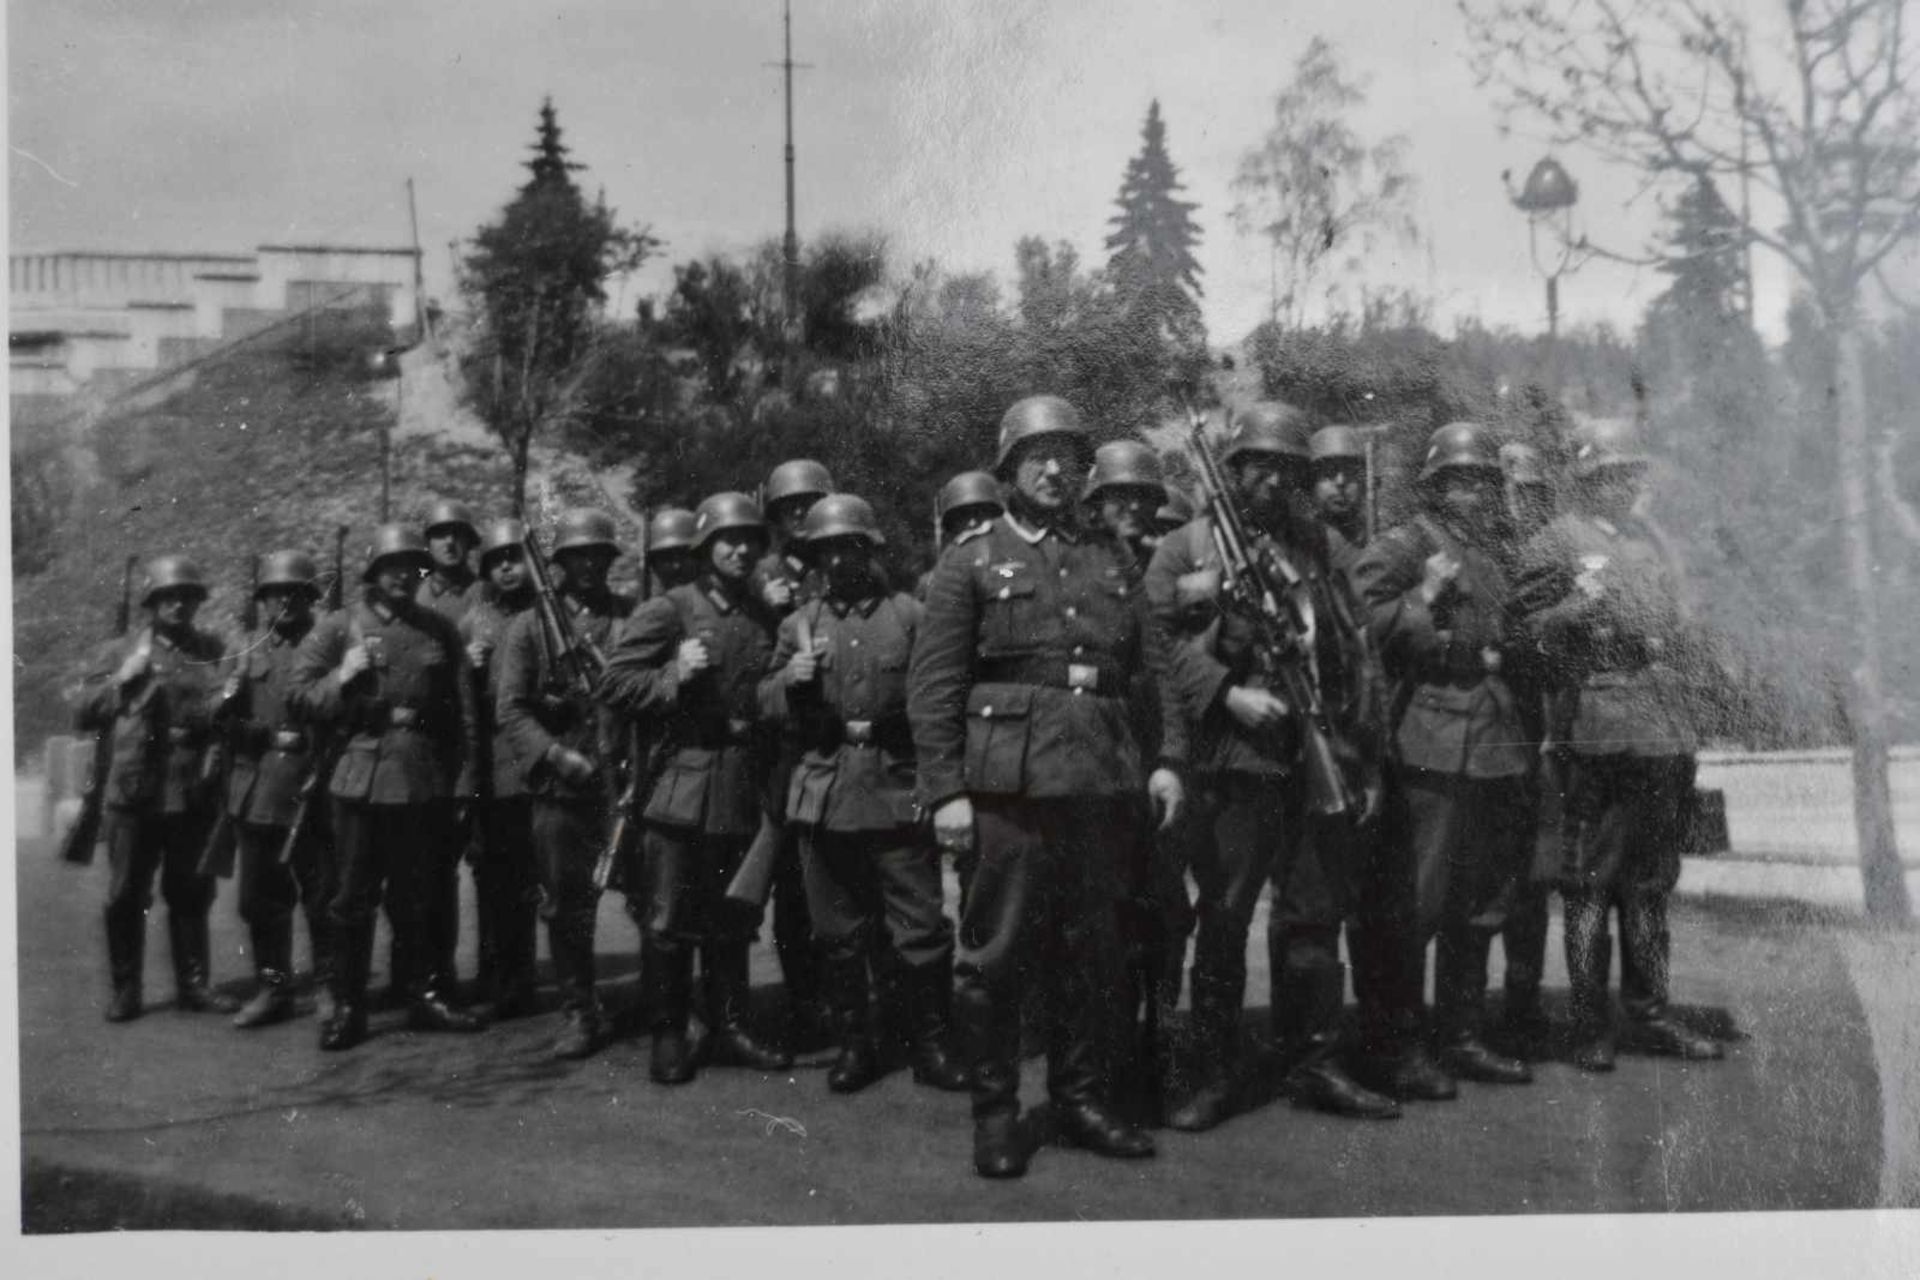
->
[[1105, 100, 1207, 370], [463, 98, 657, 512]]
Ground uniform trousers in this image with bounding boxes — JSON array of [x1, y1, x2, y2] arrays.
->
[[103, 810, 218, 991], [534, 797, 606, 1012], [956, 795, 1127, 1121], [235, 819, 334, 983], [329, 801, 451, 1000]]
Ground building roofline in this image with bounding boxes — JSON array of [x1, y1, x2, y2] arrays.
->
[[126, 300, 196, 310], [9, 250, 255, 263], [194, 272, 262, 282], [256, 243, 419, 258]]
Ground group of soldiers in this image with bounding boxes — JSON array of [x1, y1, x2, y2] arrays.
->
[[73, 389, 1726, 1180]]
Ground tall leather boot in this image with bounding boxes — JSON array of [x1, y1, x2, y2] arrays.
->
[[958, 978, 1027, 1179], [1501, 888, 1550, 1051], [1167, 968, 1241, 1132], [407, 918, 486, 1034], [547, 912, 602, 1060], [1349, 934, 1455, 1102], [302, 895, 335, 1024], [646, 941, 696, 1085], [320, 922, 372, 1051], [1046, 963, 1154, 1160], [1435, 931, 1530, 1084], [234, 913, 297, 1029], [1280, 965, 1401, 1120], [173, 914, 241, 1014], [1620, 893, 1722, 1060], [906, 957, 970, 1092], [824, 945, 880, 1093], [1564, 895, 1616, 1073], [104, 901, 145, 1023], [704, 942, 793, 1070]]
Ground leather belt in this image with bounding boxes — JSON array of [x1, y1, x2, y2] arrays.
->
[[166, 727, 197, 744], [977, 656, 1125, 697]]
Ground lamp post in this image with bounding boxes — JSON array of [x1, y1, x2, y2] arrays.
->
[[1507, 156, 1580, 390]]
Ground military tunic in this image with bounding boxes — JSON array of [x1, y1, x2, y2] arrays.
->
[[219, 620, 334, 984], [1142, 510, 1382, 1046], [760, 589, 951, 969], [1352, 514, 1539, 1039], [752, 543, 824, 1008], [598, 576, 778, 945], [290, 597, 477, 1001], [909, 510, 1186, 1123], [76, 624, 228, 995], [497, 589, 635, 1012], [1517, 509, 1697, 1023]]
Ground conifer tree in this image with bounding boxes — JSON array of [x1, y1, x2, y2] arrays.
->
[[1105, 100, 1207, 367]]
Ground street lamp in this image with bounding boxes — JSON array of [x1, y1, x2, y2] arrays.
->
[[1506, 156, 1580, 387]]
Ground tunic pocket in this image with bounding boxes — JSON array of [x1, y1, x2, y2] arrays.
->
[[963, 682, 1035, 794]]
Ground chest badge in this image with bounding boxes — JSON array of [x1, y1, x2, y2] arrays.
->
[[989, 561, 1024, 579]]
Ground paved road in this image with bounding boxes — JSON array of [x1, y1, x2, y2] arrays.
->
[[15, 823, 1913, 1231]]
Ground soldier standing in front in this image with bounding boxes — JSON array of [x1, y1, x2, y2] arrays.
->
[[599, 493, 793, 1085], [759, 494, 969, 1096], [291, 524, 483, 1050], [77, 555, 238, 1022], [220, 551, 334, 1029], [910, 395, 1185, 1179], [497, 509, 636, 1060], [1516, 418, 1724, 1071], [1144, 403, 1398, 1131], [1350, 423, 1537, 1089]]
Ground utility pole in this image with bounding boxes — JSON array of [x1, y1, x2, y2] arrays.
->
[[768, 0, 812, 348], [406, 177, 429, 342]]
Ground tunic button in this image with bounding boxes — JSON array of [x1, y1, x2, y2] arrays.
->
[[1059, 568, 1069, 578], [1064, 606, 1077, 619], [850, 638, 860, 647], [998, 587, 1011, 600]]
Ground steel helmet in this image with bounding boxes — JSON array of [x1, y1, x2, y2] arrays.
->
[[993, 395, 1092, 477], [1309, 425, 1367, 465], [646, 508, 700, 556], [362, 523, 433, 581], [936, 471, 1004, 525], [802, 493, 887, 545], [141, 554, 208, 605], [1568, 417, 1650, 479], [1154, 489, 1195, 532], [477, 518, 528, 566], [1419, 422, 1504, 482], [422, 499, 480, 543], [1221, 401, 1312, 465], [692, 492, 768, 549], [763, 459, 835, 509], [1083, 439, 1168, 502], [255, 550, 320, 597], [1498, 441, 1548, 487], [551, 508, 621, 557]]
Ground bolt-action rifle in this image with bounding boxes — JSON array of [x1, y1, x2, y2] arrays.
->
[[1183, 398, 1354, 818], [592, 508, 652, 893], [60, 555, 140, 865], [276, 525, 351, 866]]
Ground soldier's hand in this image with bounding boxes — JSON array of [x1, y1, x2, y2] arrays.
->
[[763, 578, 796, 611], [1147, 768, 1184, 832], [219, 671, 244, 705], [548, 746, 598, 788], [1174, 568, 1223, 611], [1420, 550, 1462, 606], [337, 642, 372, 686], [1356, 775, 1386, 830], [114, 647, 152, 687], [1224, 685, 1290, 731], [466, 639, 493, 671], [932, 796, 974, 855], [785, 639, 827, 686], [674, 638, 711, 682]]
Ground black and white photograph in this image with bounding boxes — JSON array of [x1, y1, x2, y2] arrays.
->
[[6, 0, 1920, 1272]]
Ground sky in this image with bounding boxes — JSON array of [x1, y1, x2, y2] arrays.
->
[[8, 0, 1801, 347]]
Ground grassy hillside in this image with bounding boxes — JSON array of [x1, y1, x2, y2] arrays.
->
[[12, 335, 515, 763]]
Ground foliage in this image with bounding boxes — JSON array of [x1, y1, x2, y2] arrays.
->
[[1231, 37, 1419, 331], [461, 98, 659, 513], [1106, 100, 1208, 385]]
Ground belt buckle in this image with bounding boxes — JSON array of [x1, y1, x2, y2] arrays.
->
[[273, 729, 306, 751], [727, 718, 752, 740], [1067, 663, 1099, 695], [389, 707, 420, 729], [844, 719, 874, 745]]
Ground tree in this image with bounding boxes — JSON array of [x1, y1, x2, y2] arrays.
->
[[1462, 0, 1920, 921], [1231, 37, 1420, 332], [1106, 101, 1208, 380], [462, 97, 658, 513]]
